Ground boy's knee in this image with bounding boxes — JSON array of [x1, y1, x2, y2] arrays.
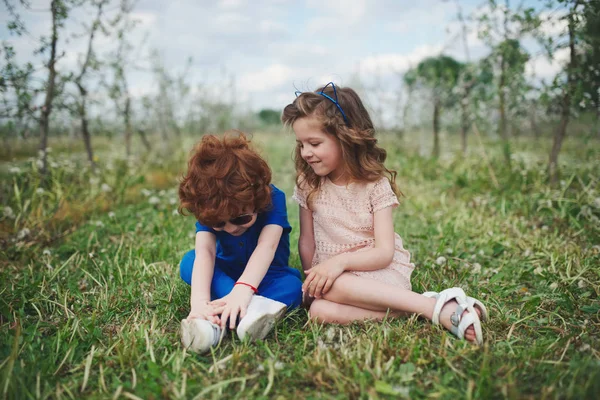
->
[[179, 250, 195, 285]]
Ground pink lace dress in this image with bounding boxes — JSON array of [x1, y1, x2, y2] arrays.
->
[[293, 177, 414, 290]]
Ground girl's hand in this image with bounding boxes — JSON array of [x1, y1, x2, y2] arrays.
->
[[210, 285, 254, 330], [188, 300, 226, 325], [303, 258, 345, 298]]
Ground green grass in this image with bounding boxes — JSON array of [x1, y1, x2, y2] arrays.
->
[[1, 132, 599, 399]]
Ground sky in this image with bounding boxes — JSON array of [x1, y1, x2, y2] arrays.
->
[[1, 0, 568, 125]]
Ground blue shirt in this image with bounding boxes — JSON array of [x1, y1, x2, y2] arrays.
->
[[195, 185, 291, 271]]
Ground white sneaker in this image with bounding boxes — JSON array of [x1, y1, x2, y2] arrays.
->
[[180, 318, 223, 353], [236, 295, 287, 341]]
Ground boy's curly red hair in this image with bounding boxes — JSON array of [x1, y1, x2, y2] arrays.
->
[[178, 130, 272, 227]]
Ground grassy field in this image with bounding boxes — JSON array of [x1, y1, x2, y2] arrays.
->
[[1, 132, 599, 399]]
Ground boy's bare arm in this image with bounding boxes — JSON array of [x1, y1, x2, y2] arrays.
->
[[189, 232, 219, 318], [237, 224, 284, 287]]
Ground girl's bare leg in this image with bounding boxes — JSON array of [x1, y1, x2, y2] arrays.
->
[[309, 299, 405, 324], [318, 272, 479, 342]]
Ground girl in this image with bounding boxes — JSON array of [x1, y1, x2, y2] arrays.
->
[[282, 83, 488, 345], [178, 131, 302, 353]]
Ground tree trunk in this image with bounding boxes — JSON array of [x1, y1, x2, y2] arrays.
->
[[124, 95, 132, 156], [596, 102, 600, 139], [460, 96, 468, 155], [499, 0, 511, 165], [530, 100, 540, 139], [77, 87, 95, 169], [548, 7, 577, 184], [499, 56, 511, 165], [137, 128, 151, 151], [39, 0, 59, 176], [432, 99, 440, 158]]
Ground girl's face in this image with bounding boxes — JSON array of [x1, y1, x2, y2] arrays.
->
[[293, 117, 345, 184]]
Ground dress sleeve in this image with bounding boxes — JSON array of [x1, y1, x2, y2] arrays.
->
[[369, 177, 399, 213], [292, 182, 309, 209], [263, 185, 292, 233]]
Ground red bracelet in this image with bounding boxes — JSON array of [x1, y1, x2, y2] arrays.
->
[[235, 281, 258, 294]]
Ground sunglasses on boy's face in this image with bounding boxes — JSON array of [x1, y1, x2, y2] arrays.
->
[[212, 213, 255, 229]]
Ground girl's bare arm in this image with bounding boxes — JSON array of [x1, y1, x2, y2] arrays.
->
[[298, 205, 315, 272], [335, 206, 395, 272]]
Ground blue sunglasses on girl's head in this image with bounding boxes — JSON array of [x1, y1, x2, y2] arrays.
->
[[295, 82, 349, 125]]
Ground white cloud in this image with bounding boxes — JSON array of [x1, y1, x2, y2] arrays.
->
[[359, 44, 443, 75], [239, 64, 298, 92], [526, 47, 570, 81]]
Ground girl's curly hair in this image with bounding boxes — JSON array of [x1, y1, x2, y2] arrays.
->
[[178, 131, 272, 227], [281, 84, 398, 207]]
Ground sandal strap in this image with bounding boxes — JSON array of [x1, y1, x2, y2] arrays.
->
[[424, 290, 489, 322], [430, 287, 467, 325]]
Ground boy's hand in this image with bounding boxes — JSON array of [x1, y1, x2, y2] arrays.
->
[[188, 300, 226, 325], [211, 285, 254, 330], [303, 258, 345, 298]]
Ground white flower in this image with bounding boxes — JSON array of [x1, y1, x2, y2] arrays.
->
[[43, 249, 51, 256], [35, 188, 45, 195], [445, 248, 453, 254], [435, 256, 447, 265], [549, 282, 558, 290], [36, 159, 44, 169], [92, 220, 104, 227], [49, 161, 58, 169], [89, 177, 100, 186], [578, 280, 587, 289], [17, 228, 30, 239], [541, 225, 549, 231], [141, 188, 152, 197], [472, 263, 482, 274], [592, 198, 600, 209], [108, 211, 116, 218], [3, 206, 15, 219], [101, 183, 112, 192], [169, 198, 177, 205], [172, 209, 179, 216], [9, 166, 21, 174], [533, 266, 543, 275], [148, 196, 160, 205], [523, 249, 532, 257]]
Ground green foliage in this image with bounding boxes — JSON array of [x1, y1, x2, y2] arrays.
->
[[1, 132, 599, 398], [412, 55, 464, 105], [257, 109, 281, 126]]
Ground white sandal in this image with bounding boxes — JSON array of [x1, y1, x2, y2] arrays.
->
[[423, 287, 486, 346]]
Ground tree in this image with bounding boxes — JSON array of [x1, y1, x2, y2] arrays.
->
[[477, 0, 540, 164], [39, 0, 68, 175], [73, 0, 110, 169], [257, 109, 280, 126], [578, 0, 600, 137], [407, 55, 463, 158], [0, 42, 38, 141], [106, 0, 148, 156], [547, 0, 583, 183]]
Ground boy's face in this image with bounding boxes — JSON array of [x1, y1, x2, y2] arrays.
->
[[293, 116, 345, 184], [212, 211, 257, 236]]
